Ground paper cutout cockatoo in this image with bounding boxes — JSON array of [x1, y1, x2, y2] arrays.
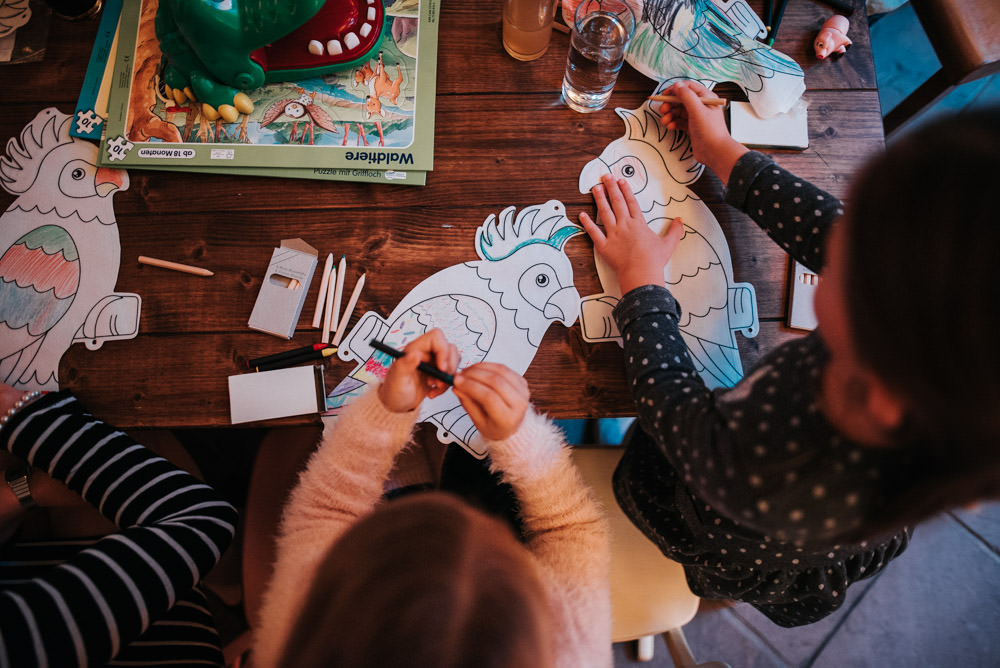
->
[[327, 200, 582, 458], [578, 104, 758, 389], [563, 0, 803, 118], [0, 108, 140, 391]]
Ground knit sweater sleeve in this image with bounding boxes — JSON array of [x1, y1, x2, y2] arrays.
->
[[253, 387, 418, 668], [0, 391, 238, 668], [725, 150, 842, 273], [485, 410, 612, 668]]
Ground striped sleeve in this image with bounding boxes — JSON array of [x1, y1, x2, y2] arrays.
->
[[0, 391, 238, 668]]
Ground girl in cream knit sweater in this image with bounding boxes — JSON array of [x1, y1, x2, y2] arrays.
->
[[252, 330, 611, 668]]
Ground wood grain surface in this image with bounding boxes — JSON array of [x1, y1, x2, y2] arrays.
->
[[0, 1, 882, 428]]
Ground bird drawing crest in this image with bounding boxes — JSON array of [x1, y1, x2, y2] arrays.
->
[[327, 200, 582, 458]]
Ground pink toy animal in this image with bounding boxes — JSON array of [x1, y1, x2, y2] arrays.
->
[[814, 15, 852, 60]]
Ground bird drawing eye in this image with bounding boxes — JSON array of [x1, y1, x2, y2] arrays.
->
[[609, 156, 648, 195], [59, 159, 97, 198], [519, 264, 560, 310]]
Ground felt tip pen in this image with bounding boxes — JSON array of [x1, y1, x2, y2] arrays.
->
[[248, 343, 332, 368], [255, 346, 337, 372], [369, 339, 455, 386]]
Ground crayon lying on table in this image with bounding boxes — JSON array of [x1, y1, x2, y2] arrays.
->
[[255, 346, 337, 372], [138, 255, 214, 276], [369, 339, 455, 386], [248, 343, 333, 369]]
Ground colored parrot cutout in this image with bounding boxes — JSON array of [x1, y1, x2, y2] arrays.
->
[[1, 108, 140, 391], [563, 0, 804, 118], [578, 103, 758, 389], [327, 200, 582, 459]]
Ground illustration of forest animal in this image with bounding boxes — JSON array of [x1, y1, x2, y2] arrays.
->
[[814, 14, 851, 60], [155, 0, 386, 116], [364, 95, 384, 120], [1, 108, 140, 391], [0, 0, 31, 39], [352, 51, 403, 106], [260, 91, 338, 144], [578, 104, 758, 389], [561, 0, 804, 117], [327, 200, 582, 458]]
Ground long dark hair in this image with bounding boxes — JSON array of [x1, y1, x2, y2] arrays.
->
[[277, 491, 556, 668], [844, 107, 1000, 531]]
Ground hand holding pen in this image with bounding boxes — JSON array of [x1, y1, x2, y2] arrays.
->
[[655, 80, 749, 184], [377, 330, 460, 414]]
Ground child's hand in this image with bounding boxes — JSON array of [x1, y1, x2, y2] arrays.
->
[[580, 173, 683, 295], [453, 363, 529, 442], [378, 329, 460, 414], [656, 80, 748, 183]]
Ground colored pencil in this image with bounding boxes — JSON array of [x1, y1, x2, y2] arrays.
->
[[321, 265, 337, 344], [311, 253, 335, 328], [138, 255, 213, 277], [766, 0, 789, 46], [763, 0, 773, 33], [255, 346, 337, 372], [369, 339, 455, 386], [332, 273, 366, 346], [248, 343, 331, 368], [331, 255, 347, 334], [647, 95, 727, 107]]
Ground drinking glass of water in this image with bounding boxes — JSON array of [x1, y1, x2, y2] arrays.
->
[[562, 0, 636, 112]]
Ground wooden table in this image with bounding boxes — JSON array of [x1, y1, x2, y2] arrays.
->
[[0, 1, 883, 429]]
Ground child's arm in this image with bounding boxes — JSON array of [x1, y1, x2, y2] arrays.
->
[[454, 363, 612, 668], [659, 81, 841, 273], [255, 330, 459, 667], [0, 389, 237, 668]]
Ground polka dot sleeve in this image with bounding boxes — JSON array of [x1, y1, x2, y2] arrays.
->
[[724, 151, 842, 273]]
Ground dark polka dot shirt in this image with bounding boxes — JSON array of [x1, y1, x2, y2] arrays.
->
[[610, 152, 910, 627]]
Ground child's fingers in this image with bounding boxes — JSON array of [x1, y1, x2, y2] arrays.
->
[[622, 180, 643, 220], [579, 211, 607, 246], [590, 183, 616, 229], [457, 364, 523, 413], [661, 216, 685, 252], [601, 173, 631, 221]]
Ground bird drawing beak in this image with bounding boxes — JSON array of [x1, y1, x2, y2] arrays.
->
[[544, 285, 582, 327], [578, 157, 610, 194], [95, 166, 127, 197]]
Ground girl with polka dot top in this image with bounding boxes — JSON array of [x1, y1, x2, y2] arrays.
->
[[578, 80, 1000, 627]]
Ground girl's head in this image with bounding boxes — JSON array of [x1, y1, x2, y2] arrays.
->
[[278, 491, 556, 668], [814, 108, 1000, 521]]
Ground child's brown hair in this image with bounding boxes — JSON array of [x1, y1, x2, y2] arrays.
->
[[844, 107, 1000, 531], [277, 491, 556, 668]]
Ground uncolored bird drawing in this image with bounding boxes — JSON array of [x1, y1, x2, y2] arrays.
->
[[326, 200, 582, 457], [578, 104, 758, 389], [563, 0, 804, 117], [0, 108, 130, 390]]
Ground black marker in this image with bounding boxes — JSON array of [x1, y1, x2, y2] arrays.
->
[[370, 339, 455, 386]]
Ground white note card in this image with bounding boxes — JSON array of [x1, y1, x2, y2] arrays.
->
[[729, 100, 809, 150], [229, 365, 325, 424]]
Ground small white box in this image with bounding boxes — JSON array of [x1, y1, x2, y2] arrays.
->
[[248, 238, 318, 339], [729, 100, 809, 150]]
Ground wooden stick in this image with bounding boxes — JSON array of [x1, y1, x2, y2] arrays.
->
[[647, 95, 727, 107], [311, 252, 334, 328], [138, 255, 214, 277]]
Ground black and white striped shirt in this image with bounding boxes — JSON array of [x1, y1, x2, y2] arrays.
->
[[1, 391, 238, 666]]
